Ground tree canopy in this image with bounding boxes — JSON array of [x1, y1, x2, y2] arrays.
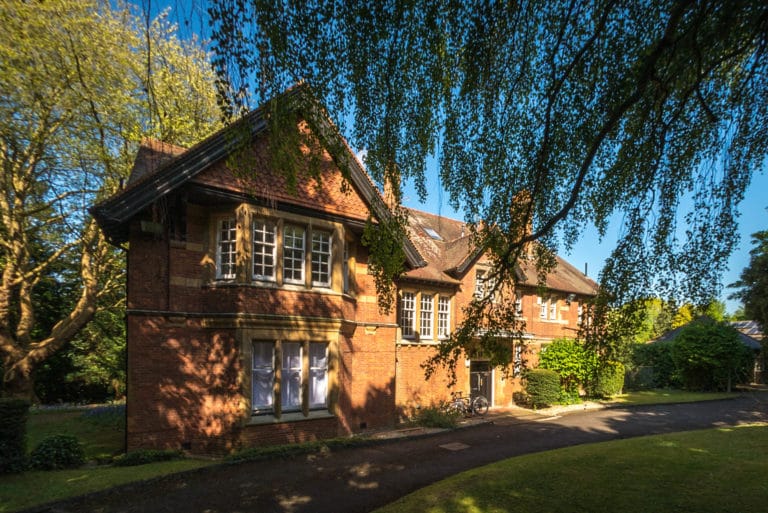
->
[[208, 0, 767, 375], [0, 0, 222, 398], [730, 230, 768, 331]]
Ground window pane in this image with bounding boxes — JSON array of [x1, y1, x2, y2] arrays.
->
[[420, 294, 434, 339], [311, 231, 332, 286], [252, 342, 274, 412], [401, 292, 415, 338], [437, 296, 450, 338], [283, 225, 305, 283], [309, 343, 328, 408], [217, 218, 237, 280], [253, 220, 276, 280], [281, 342, 302, 410]]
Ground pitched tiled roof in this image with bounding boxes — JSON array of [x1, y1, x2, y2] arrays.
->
[[90, 84, 425, 268], [654, 317, 762, 350], [401, 207, 599, 295], [730, 320, 764, 340]]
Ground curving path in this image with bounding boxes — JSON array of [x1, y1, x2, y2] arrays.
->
[[34, 391, 768, 513]]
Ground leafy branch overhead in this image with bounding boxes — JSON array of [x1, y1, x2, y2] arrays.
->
[[208, 1, 767, 372]]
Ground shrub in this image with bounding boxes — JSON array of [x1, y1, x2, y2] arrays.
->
[[0, 398, 30, 473], [632, 341, 678, 388], [538, 338, 597, 394], [671, 320, 753, 391], [415, 404, 459, 429], [524, 368, 561, 408], [590, 361, 626, 398], [113, 449, 183, 467], [30, 434, 85, 470]]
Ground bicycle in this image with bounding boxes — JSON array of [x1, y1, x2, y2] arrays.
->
[[447, 391, 490, 417]]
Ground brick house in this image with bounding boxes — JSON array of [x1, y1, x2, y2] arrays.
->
[[92, 86, 597, 454]]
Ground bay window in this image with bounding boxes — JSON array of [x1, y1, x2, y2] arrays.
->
[[252, 219, 276, 281], [216, 218, 237, 280], [400, 291, 452, 342], [251, 340, 329, 417]]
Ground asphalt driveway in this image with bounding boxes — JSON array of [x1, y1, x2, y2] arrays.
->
[[33, 391, 768, 513]]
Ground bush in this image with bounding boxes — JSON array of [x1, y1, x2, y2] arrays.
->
[[538, 338, 597, 394], [524, 368, 561, 408], [590, 361, 626, 398], [671, 320, 753, 391], [0, 398, 30, 473], [632, 341, 678, 388], [113, 449, 183, 467], [30, 435, 85, 470], [415, 404, 459, 429]]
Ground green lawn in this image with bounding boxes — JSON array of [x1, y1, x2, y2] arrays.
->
[[0, 405, 214, 512], [607, 388, 738, 406], [373, 424, 768, 513]]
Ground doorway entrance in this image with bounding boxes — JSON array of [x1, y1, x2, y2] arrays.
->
[[469, 361, 492, 404]]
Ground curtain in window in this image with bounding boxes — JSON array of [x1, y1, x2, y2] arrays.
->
[[252, 342, 274, 412], [281, 342, 302, 410]]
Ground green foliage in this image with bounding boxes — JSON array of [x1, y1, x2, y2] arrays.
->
[[361, 214, 407, 313], [30, 435, 85, 470], [523, 368, 561, 408], [631, 342, 679, 389], [671, 319, 753, 391], [210, 1, 768, 372], [538, 338, 597, 394], [730, 231, 768, 332], [0, 0, 222, 397], [0, 398, 30, 473], [590, 361, 626, 398], [113, 449, 183, 467], [415, 404, 459, 429]]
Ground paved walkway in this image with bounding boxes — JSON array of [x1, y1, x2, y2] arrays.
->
[[35, 391, 768, 513]]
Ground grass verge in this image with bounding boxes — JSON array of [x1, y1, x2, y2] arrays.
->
[[373, 423, 768, 513], [607, 389, 738, 406], [0, 460, 211, 512]]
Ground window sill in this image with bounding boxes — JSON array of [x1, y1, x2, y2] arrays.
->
[[397, 339, 444, 346], [247, 409, 335, 425]]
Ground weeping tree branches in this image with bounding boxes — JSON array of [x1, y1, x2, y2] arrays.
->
[[209, 0, 768, 373]]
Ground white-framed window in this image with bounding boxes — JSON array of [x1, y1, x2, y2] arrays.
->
[[437, 296, 451, 339], [514, 295, 523, 316], [474, 271, 485, 298], [252, 219, 276, 281], [401, 292, 416, 338], [252, 341, 329, 416], [309, 343, 329, 408], [549, 300, 557, 320], [216, 218, 237, 280], [311, 230, 332, 287], [420, 294, 434, 339], [281, 342, 302, 411], [513, 344, 523, 377], [252, 342, 275, 413], [283, 225, 305, 284], [578, 304, 584, 325], [538, 297, 547, 319]]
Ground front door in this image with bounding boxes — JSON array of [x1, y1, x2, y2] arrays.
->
[[469, 361, 491, 403]]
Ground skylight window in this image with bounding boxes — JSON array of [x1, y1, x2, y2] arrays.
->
[[424, 227, 443, 241]]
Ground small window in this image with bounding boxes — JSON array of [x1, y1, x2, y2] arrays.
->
[[424, 227, 443, 240], [578, 304, 583, 325], [283, 225, 305, 284], [549, 301, 557, 320], [437, 296, 451, 339], [252, 220, 276, 281], [401, 292, 416, 338], [311, 230, 332, 287], [538, 297, 547, 319], [474, 271, 485, 298], [420, 294, 434, 339], [513, 344, 523, 377], [216, 218, 237, 280], [514, 296, 523, 316]]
